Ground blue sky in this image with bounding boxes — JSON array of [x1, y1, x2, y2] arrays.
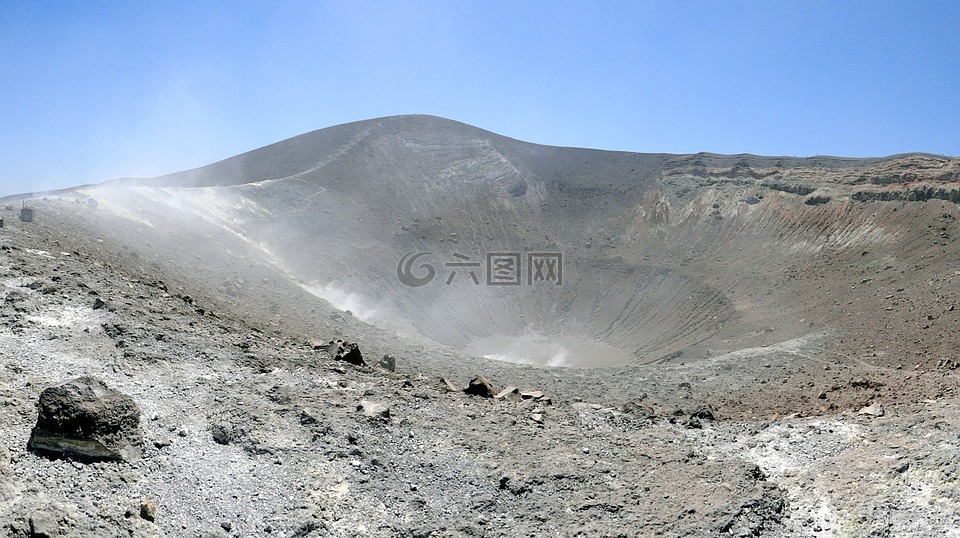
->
[[1, 1, 958, 196]]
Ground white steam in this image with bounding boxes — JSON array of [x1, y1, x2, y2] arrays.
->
[[483, 342, 572, 368], [303, 281, 383, 322], [469, 328, 576, 367], [469, 326, 629, 368]]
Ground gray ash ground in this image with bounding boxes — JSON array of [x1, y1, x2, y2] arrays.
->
[[3, 204, 960, 537]]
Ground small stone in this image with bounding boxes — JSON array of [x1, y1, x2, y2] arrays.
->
[[494, 386, 522, 402], [520, 390, 545, 400], [442, 378, 461, 392], [221, 521, 233, 532], [859, 403, 885, 417], [358, 400, 390, 419], [688, 404, 715, 421], [210, 425, 232, 445], [299, 408, 320, 425], [140, 499, 156, 522], [29, 513, 59, 538], [379, 354, 396, 372], [530, 413, 544, 424], [816, 391, 827, 400], [0, 444, 9, 475], [683, 416, 703, 429], [621, 400, 654, 418]]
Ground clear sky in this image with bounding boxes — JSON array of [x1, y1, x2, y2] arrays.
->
[[1, 1, 958, 196]]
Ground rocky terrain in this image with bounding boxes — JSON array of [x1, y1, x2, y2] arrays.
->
[[1, 115, 960, 536]]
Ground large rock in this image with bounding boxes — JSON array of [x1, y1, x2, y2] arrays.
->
[[464, 376, 496, 398], [323, 339, 365, 366], [28, 377, 143, 462]]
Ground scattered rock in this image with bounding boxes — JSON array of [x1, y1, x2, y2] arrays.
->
[[101, 322, 125, 339], [816, 391, 828, 400], [688, 404, 715, 421], [324, 340, 365, 366], [859, 403, 885, 417], [683, 416, 703, 429], [464, 376, 496, 398], [0, 444, 9, 475], [140, 499, 156, 522], [29, 512, 59, 538], [520, 390, 552, 404], [620, 400, 655, 419], [358, 400, 390, 419], [892, 461, 910, 474], [28, 376, 143, 462], [379, 354, 396, 372], [936, 358, 959, 370], [441, 378, 461, 392], [211, 424, 233, 445], [299, 408, 320, 425], [267, 384, 296, 405], [850, 378, 885, 389], [494, 386, 522, 402]]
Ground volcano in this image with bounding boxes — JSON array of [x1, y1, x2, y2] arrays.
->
[[18, 114, 959, 369], [2, 115, 960, 536]]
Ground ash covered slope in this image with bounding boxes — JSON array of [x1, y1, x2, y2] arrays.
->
[[82, 115, 960, 369]]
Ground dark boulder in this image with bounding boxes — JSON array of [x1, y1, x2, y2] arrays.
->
[[689, 403, 716, 421], [28, 377, 143, 462], [379, 354, 396, 372], [324, 340, 365, 366], [464, 376, 496, 398]]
